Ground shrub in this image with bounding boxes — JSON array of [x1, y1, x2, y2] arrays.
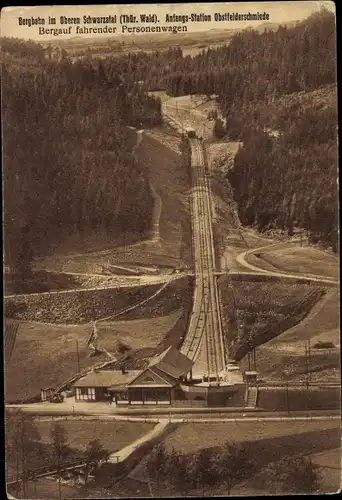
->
[[313, 340, 335, 349]]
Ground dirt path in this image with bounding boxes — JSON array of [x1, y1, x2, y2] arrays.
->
[[109, 420, 169, 464], [133, 129, 162, 245], [236, 242, 338, 285]]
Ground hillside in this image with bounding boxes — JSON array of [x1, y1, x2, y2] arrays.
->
[[228, 81, 337, 250], [2, 38, 162, 284], [66, 8, 337, 250]]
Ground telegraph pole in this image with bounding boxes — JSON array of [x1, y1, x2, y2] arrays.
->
[[286, 381, 290, 414], [308, 337, 311, 383], [76, 340, 80, 373]]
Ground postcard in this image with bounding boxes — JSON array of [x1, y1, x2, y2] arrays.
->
[[2, 2, 339, 498]]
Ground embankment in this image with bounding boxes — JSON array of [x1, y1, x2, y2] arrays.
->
[[4, 284, 161, 325], [218, 275, 325, 361]]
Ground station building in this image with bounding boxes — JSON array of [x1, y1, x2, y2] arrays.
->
[[74, 346, 246, 407], [74, 346, 195, 405]]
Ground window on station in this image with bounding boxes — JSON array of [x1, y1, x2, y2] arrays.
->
[[76, 387, 95, 400], [87, 388, 96, 400]]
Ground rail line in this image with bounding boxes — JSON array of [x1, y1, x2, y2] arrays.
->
[[181, 138, 226, 382]]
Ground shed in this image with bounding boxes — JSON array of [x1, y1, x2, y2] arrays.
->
[[41, 388, 54, 401]]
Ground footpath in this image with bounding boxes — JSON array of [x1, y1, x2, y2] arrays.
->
[[108, 420, 169, 464]]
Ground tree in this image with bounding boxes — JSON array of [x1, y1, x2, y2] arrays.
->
[[189, 448, 218, 496], [146, 443, 169, 494], [50, 422, 70, 500], [83, 439, 109, 486], [5, 410, 40, 497], [167, 448, 190, 497], [264, 455, 321, 494], [213, 441, 255, 495]]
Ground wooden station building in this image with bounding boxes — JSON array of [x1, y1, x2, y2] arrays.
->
[[74, 346, 194, 405]]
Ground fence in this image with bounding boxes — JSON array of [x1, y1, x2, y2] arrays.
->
[[172, 399, 208, 408], [6, 457, 86, 485]]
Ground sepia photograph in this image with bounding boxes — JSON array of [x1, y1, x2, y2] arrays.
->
[[2, 1, 340, 498]]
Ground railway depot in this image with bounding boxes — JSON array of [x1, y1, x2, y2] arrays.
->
[[73, 346, 246, 407]]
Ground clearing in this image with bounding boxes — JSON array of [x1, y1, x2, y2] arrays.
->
[[243, 289, 340, 383], [246, 243, 339, 279], [5, 277, 193, 402], [36, 419, 153, 453], [222, 228, 277, 272], [97, 309, 183, 352], [97, 128, 192, 271], [163, 420, 340, 455], [162, 93, 219, 139], [161, 420, 341, 495], [5, 322, 108, 403]]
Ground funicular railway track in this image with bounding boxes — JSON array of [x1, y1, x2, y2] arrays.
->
[[181, 138, 226, 382]]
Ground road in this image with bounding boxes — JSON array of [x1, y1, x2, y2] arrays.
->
[[180, 138, 226, 381], [236, 244, 338, 285], [7, 403, 340, 421]]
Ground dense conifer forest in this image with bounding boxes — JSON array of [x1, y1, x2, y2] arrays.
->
[[93, 8, 337, 249], [2, 39, 163, 276], [3, 7, 338, 280]]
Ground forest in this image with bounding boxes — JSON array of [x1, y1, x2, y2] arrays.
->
[[2, 38, 162, 278], [83, 8, 337, 249], [3, 7, 338, 280]]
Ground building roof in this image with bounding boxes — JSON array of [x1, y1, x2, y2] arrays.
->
[[149, 346, 194, 379], [74, 370, 141, 388], [128, 366, 178, 388]]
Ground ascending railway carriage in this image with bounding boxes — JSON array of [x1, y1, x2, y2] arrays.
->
[[185, 126, 196, 138]]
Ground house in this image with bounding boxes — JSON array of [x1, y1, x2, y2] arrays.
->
[[111, 346, 194, 406], [73, 346, 194, 405]]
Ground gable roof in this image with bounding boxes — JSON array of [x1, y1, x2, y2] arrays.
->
[[127, 366, 177, 388], [74, 370, 141, 388], [149, 346, 194, 379]]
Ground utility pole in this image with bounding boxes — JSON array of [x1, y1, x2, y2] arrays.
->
[[248, 351, 251, 371], [286, 381, 290, 414], [76, 340, 80, 373], [305, 340, 308, 389], [308, 337, 311, 383]]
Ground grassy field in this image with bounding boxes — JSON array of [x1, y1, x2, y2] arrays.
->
[[7, 420, 154, 500], [161, 420, 341, 495], [220, 227, 277, 273], [36, 419, 153, 453], [5, 276, 194, 401], [5, 322, 107, 403], [97, 308, 183, 352], [163, 420, 340, 454], [248, 244, 339, 278], [5, 311, 181, 401], [247, 289, 340, 382]]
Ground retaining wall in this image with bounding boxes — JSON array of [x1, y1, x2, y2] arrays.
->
[[4, 284, 160, 324]]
